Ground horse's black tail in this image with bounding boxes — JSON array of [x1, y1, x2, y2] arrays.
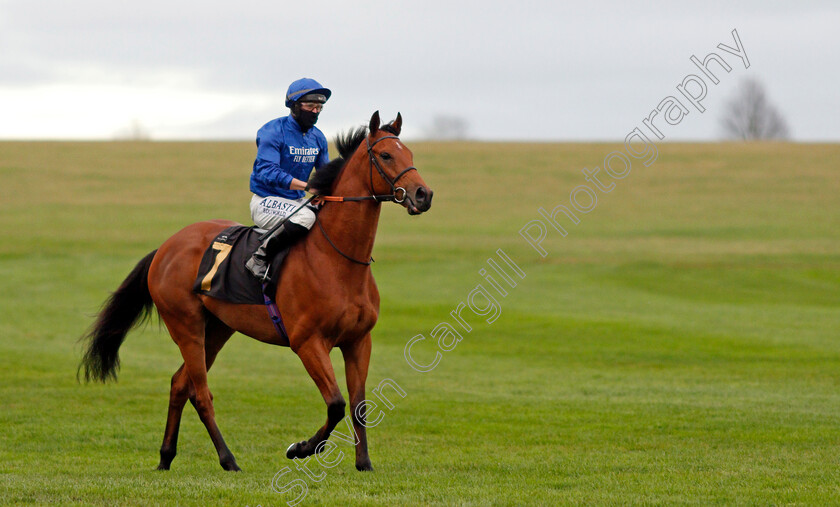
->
[[78, 250, 158, 383]]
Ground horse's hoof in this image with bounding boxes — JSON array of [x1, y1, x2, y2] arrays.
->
[[221, 459, 242, 472], [356, 460, 374, 472], [157, 450, 175, 470], [286, 441, 309, 459]]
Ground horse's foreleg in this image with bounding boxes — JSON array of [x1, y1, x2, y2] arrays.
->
[[286, 338, 346, 460], [341, 333, 373, 471]]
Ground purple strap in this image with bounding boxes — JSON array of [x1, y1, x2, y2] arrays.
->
[[262, 284, 289, 342]]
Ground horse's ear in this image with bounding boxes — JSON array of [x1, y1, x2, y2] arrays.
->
[[369, 111, 380, 134], [391, 112, 402, 136]]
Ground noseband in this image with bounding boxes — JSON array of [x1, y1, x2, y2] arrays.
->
[[316, 134, 418, 204], [366, 135, 418, 204]]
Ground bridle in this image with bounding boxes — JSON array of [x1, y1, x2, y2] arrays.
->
[[316, 133, 418, 265], [365, 134, 418, 204], [317, 134, 417, 204]]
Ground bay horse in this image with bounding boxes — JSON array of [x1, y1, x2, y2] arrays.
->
[[79, 111, 433, 472]]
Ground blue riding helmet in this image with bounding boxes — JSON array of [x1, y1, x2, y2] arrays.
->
[[285, 78, 331, 108]]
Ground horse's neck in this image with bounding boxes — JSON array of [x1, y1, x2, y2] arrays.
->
[[309, 154, 382, 267]]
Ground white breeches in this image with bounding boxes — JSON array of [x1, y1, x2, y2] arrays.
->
[[250, 194, 317, 231]]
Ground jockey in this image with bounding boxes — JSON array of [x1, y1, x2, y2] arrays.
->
[[245, 77, 331, 280]]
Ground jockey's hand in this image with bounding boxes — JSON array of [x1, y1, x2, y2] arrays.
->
[[305, 184, 325, 206]]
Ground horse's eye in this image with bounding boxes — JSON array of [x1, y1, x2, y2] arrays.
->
[[380, 152, 392, 160]]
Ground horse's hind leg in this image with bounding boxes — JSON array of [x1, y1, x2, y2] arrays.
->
[[156, 314, 235, 470], [157, 363, 189, 470], [159, 307, 240, 471]]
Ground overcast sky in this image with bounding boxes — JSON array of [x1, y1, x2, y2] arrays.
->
[[1, 1, 837, 141]]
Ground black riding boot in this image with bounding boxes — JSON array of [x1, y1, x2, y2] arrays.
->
[[246, 223, 308, 280]]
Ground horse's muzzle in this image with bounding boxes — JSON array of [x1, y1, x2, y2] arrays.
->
[[407, 186, 433, 215]]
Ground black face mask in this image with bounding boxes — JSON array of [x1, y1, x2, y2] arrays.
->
[[294, 108, 319, 131]]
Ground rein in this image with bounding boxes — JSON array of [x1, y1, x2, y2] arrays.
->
[[315, 219, 372, 266], [313, 133, 416, 265]]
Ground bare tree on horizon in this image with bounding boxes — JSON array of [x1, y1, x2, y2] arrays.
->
[[720, 78, 790, 141], [425, 115, 470, 140], [113, 119, 151, 141]]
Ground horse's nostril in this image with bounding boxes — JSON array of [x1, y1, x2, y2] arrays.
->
[[415, 187, 427, 202]]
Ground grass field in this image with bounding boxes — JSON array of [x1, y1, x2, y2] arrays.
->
[[1, 139, 839, 505]]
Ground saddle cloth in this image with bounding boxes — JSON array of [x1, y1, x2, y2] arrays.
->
[[192, 225, 288, 304]]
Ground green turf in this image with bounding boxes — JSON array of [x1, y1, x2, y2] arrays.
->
[[1, 140, 839, 505]]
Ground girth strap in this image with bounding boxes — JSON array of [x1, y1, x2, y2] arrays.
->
[[262, 283, 289, 341]]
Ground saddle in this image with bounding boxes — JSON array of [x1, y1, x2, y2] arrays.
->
[[192, 225, 289, 304]]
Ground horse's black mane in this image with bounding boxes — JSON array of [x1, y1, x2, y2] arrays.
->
[[307, 123, 399, 193]]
